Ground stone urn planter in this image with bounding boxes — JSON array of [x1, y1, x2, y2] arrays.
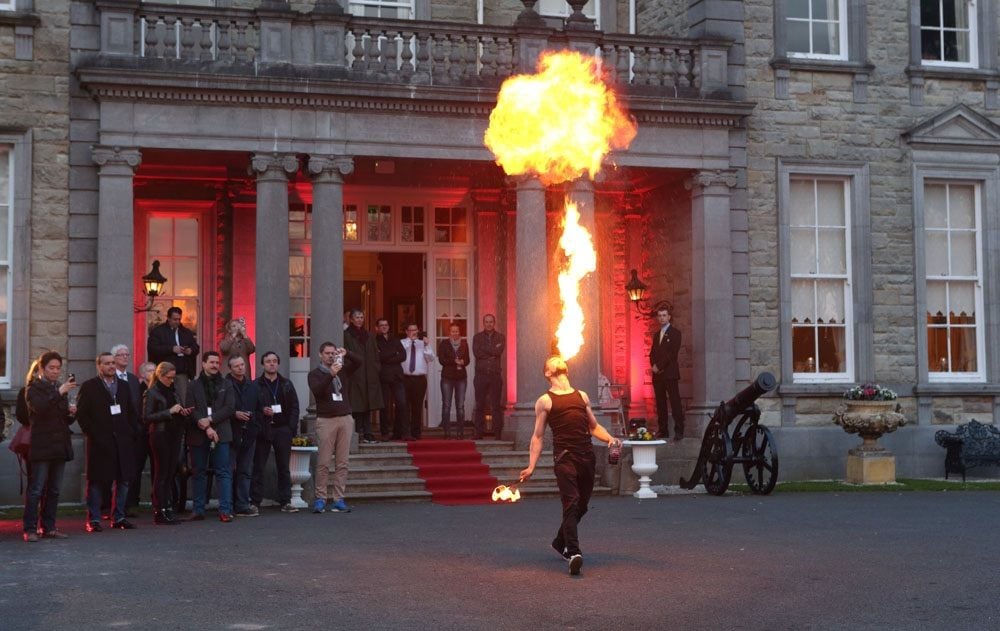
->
[[289, 445, 318, 508], [833, 399, 907, 485], [622, 439, 666, 499]]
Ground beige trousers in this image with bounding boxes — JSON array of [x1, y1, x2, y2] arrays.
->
[[314, 414, 354, 502]]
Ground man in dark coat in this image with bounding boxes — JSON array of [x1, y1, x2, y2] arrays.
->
[[472, 314, 506, 439], [649, 304, 685, 440], [111, 344, 146, 514], [227, 355, 260, 517], [375, 317, 410, 441], [147, 306, 199, 393], [344, 308, 383, 444], [186, 351, 236, 522], [76, 352, 138, 531]]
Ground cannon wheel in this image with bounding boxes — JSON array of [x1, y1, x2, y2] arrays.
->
[[702, 430, 732, 496], [742, 425, 779, 495]]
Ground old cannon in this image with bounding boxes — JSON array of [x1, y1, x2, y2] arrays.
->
[[680, 372, 778, 495]]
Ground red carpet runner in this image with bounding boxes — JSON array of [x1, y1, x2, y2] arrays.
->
[[406, 439, 498, 506]]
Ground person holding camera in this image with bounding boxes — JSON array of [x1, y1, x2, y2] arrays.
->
[[400, 323, 435, 440], [220, 317, 256, 377], [22, 351, 78, 542]]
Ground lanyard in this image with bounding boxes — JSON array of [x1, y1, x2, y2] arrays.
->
[[265, 378, 280, 404]]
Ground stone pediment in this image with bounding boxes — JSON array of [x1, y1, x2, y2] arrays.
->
[[903, 104, 1000, 149]]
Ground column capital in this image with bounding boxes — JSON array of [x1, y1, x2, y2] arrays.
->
[[307, 155, 354, 181], [91, 145, 142, 171], [685, 168, 738, 192], [250, 152, 300, 178]]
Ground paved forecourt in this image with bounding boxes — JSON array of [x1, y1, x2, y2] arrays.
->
[[2, 492, 999, 630]]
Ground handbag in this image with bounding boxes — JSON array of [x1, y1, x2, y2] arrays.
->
[[8, 424, 30, 458]]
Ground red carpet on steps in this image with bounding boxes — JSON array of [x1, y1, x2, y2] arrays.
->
[[406, 439, 498, 505]]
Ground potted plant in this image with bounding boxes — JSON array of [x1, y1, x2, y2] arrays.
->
[[833, 383, 907, 484], [622, 422, 666, 499]]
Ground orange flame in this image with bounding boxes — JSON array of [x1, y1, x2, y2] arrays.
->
[[555, 200, 596, 360], [491, 484, 522, 503], [484, 50, 637, 187]]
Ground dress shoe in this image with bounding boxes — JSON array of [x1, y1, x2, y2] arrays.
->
[[112, 519, 137, 530], [85, 521, 103, 533]]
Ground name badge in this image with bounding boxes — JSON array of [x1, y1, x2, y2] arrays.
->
[[207, 407, 213, 417], [271, 403, 283, 414], [110, 404, 121, 415], [332, 393, 343, 402]]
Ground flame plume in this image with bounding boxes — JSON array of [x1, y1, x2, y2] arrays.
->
[[484, 50, 637, 187], [555, 200, 596, 360]]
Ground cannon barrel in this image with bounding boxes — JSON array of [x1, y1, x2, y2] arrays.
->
[[722, 372, 777, 420]]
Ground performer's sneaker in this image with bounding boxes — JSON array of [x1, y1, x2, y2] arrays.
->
[[568, 554, 583, 576], [551, 539, 570, 559]]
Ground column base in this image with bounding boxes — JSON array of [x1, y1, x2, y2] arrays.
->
[[845, 449, 897, 485]]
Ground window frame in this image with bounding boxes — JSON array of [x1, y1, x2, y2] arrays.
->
[[774, 0, 867, 65], [913, 165, 1000, 386], [348, 0, 417, 19], [784, 0, 850, 61], [0, 131, 31, 390], [918, 0, 979, 68], [778, 160, 872, 386], [909, 0, 996, 72]]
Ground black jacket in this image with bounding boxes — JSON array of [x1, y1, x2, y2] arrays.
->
[[376, 333, 406, 384], [254, 373, 300, 437], [186, 373, 235, 446], [472, 330, 506, 376], [25, 378, 74, 462], [143, 381, 187, 432], [147, 323, 200, 378], [228, 374, 261, 433], [649, 325, 682, 381], [76, 376, 137, 483], [438, 338, 470, 381]]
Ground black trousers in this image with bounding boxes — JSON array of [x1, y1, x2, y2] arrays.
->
[[402, 375, 427, 439], [353, 411, 373, 438], [149, 426, 181, 514], [653, 373, 685, 437], [251, 426, 293, 506], [127, 426, 150, 507], [552, 450, 595, 557], [381, 378, 410, 438], [473, 373, 504, 438]]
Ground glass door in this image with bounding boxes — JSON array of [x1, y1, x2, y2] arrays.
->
[[427, 253, 473, 430], [144, 214, 203, 357]]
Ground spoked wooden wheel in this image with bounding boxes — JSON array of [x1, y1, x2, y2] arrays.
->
[[742, 425, 779, 495], [702, 429, 732, 496]]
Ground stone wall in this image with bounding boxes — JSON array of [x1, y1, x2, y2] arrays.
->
[[1, 1, 71, 381], [744, 0, 1000, 425], [637, 0, 688, 38]]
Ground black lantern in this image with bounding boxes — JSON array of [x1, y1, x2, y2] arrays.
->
[[625, 268, 671, 320], [135, 260, 168, 313]]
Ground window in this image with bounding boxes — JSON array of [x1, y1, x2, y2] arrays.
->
[[289, 254, 312, 359], [788, 177, 854, 381], [146, 215, 201, 333], [349, 0, 414, 18], [0, 1, 15, 11], [920, 0, 978, 66], [537, 0, 599, 21], [786, 0, 848, 59], [288, 203, 312, 241], [434, 257, 468, 338], [434, 207, 467, 243], [401, 205, 425, 243], [924, 181, 983, 380], [366, 204, 392, 243], [344, 204, 360, 242], [0, 147, 11, 381]]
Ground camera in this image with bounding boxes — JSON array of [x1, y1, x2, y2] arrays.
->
[[419, 331, 428, 339], [67, 373, 76, 383]]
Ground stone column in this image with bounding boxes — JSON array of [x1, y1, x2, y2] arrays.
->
[[92, 145, 141, 355], [308, 155, 353, 360], [565, 177, 600, 400], [511, 175, 548, 447], [251, 152, 298, 375], [686, 169, 738, 432]]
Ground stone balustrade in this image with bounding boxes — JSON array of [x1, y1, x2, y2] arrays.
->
[[94, 0, 732, 98]]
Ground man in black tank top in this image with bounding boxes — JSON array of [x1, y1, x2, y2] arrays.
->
[[520, 356, 620, 576]]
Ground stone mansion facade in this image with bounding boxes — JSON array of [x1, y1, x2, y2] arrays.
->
[[2, 0, 999, 487]]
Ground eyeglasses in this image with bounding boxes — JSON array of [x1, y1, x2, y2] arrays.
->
[[115, 353, 131, 357]]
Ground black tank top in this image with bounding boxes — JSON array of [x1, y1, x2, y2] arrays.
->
[[546, 390, 591, 456]]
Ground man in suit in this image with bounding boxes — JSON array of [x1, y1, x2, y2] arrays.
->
[[472, 314, 506, 439], [401, 323, 435, 439], [147, 306, 199, 397], [76, 352, 138, 531], [649, 304, 685, 440], [344, 308, 383, 444], [375, 318, 410, 441], [111, 344, 146, 512]]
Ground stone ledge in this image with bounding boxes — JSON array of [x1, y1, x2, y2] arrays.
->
[[0, 11, 40, 28]]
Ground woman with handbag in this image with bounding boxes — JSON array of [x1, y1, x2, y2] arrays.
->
[[8, 360, 41, 488], [144, 362, 193, 525], [22, 351, 78, 542]]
